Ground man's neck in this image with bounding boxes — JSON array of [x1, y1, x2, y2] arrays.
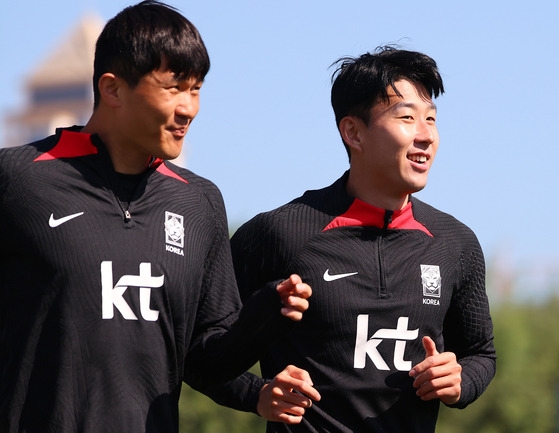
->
[[346, 170, 409, 211], [82, 114, 151, 174]]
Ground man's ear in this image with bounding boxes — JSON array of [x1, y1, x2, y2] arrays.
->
[[97, 73, 122, 108], [339, 116, 364, 153]]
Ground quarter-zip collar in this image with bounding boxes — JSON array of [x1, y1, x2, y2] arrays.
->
[[322, 172, 433, 237], [34, 127, 191, 225]]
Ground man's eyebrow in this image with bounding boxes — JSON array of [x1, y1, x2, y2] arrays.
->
[[392, 101, 437, 111]]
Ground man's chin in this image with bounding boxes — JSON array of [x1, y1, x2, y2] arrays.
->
[[408, 176, 429, 194], [159, 143, 184, 161], [162, 149, 186, 165]]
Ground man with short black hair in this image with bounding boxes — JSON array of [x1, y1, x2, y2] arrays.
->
[[210, 46, 496, 432], [0, 2, 317, 431]]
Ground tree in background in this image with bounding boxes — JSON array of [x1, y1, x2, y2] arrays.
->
[[436, 297, 559, 433], [179, 366, 265, 433]]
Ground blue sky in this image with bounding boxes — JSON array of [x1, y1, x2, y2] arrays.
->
[[1, 1, 558, 298]]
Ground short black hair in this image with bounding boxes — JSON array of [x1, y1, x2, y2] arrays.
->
[[331, 46, 444, 159], [93, 0, 210, 108]]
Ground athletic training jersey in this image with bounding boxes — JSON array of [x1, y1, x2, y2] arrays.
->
[[224, 172, 496, 433], [0, 128, 284, 433]]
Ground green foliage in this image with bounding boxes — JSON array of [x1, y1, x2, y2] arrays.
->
[[178, 385, 265, 433], [178, 365, 266, 433], [436, 298, 559, 433]]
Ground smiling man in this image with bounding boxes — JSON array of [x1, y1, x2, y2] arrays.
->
[[0, 2, 317, 432], [207, 47, 497, 432]]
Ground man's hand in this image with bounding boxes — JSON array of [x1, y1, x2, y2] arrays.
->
[[257, 365, 321, 424], [276, 275, 312, 321], [409, 336, 462, 405]]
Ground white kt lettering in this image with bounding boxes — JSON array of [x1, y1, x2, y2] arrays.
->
[[354, 316, 419, 371], [101, 261, 164, 321]]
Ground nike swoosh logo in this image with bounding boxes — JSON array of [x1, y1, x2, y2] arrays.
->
[[323, 269, 359, 282], [49, 212, 84, 228]]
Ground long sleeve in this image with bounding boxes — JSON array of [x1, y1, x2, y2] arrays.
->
[[182, 191, 289, 390], [443, 240, 496, 408]]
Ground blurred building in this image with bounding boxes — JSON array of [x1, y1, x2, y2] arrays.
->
[[3, 15, 104, 148]]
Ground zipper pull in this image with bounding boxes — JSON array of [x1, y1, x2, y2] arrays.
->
[[383, 210, 393, 230], [124, 209, 132, 222]]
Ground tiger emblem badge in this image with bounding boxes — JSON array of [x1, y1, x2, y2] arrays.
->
[[420, 265, 441, 298]]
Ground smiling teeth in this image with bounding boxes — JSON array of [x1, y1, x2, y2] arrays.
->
[[409, 155, 427, 163]]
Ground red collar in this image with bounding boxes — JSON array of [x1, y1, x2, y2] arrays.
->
[[35, 129, 188, 184], [323, 199, 433, 237]]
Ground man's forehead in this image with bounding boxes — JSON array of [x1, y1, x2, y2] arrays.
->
[[155, 57, 205, 84], [383, 80, 436, 109]]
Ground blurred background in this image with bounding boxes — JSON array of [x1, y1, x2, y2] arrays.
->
[[1, 0, 557, 431]]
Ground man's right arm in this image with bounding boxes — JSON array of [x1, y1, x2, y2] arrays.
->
[[199, 366, 320, 422]]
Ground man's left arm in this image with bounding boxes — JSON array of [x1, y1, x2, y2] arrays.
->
[[184, 273, 311, 390], [198, 365, 320, 423], [410, 241, 496, 408], [183, 187, 311, 390]]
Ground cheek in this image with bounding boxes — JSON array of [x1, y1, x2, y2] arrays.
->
[[151, 105, 175, 123], [399, 125, 417, 142], [382, 125, 414, 153], [141, 94, 174, 117], [376, 123, 409, 147]]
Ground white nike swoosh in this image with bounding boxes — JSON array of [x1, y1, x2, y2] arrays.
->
[[49, 212, 85, 228], [323, 269, 359, 282]]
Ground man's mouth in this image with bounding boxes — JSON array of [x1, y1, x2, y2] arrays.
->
[[408, 154, 428, 164], [169, 127, 187, 138]]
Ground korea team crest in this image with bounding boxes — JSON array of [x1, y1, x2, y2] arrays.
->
[[421, 264, 441, 305], [164, 211, 185, 256]]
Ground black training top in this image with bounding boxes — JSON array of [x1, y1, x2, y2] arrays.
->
[[0, 128, 283, 433], [212, 172, 496, 433]]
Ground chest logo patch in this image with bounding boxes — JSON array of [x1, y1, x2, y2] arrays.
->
[[421, 264, 441, 299], [165, 211, 185, 256]]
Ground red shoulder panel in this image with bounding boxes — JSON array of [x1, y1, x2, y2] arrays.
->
[[34, 130, 98, 161], [155, 161, 189, 184]]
